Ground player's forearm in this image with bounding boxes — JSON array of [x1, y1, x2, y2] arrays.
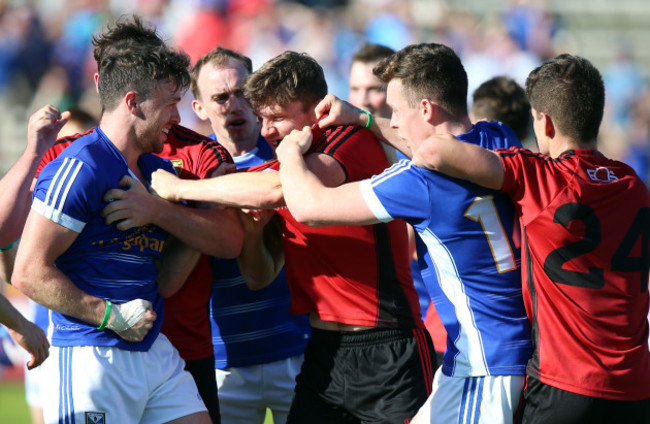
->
[[366, 114, 411, 158], [12, 263, 106, 327], [413, 133, 505, 190], [157, 237, 201, 298], [0, 294, 30, 332], [151, 202, 243, 258], [237, 229, 284, 291], [177, 172, 285, 209], [0, 152, 41, 245]]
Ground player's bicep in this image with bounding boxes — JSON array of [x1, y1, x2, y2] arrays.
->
[[18, 210, 78, 267], [304, 152, 346, 187]]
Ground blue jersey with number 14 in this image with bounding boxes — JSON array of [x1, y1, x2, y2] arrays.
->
[[360, 121, 531, 377]]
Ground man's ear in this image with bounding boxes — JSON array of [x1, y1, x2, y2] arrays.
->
[[543, 112, 555, 139], [125, 91, 138, 114], [192, 100, 208, 121], [93, 73, 100, 93], [420, 98, 435, 122]]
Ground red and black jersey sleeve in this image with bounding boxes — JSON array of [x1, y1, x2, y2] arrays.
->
[[308, 125, 389, 182], [36, 128, 95, 177], [163, 125, 233, 180]]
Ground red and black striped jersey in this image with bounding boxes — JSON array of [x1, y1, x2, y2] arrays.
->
[[251, 125, 422, 329], [498, 147, 650, 400]]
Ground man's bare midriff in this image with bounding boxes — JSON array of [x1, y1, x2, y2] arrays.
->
[[309, 313, 374, 331]]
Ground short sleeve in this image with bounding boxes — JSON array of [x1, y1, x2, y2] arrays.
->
[[32, 157, 102, 232], [359, 160, 432, 229]]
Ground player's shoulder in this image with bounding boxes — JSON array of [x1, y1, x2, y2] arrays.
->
[[168, 124, 233, 163]]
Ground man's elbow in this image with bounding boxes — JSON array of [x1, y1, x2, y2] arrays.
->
[[211, 228, 244, 259], [11, 267, 34, 298], [288, 207, 324, 227]]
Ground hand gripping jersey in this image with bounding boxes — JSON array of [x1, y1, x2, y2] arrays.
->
[[360, 121, 532, 378], [33, 127, 175, 351], [37, 125, 233, 360], [209, 135, 310, 369], [253, 125, 422, 329], [498, 147, 650, 400]]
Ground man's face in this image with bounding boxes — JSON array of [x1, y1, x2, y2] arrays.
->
[[136, 79, 181, 154], [386, 79, 427, 155], [348, 61, 391, 119], [256, 100, 316, 148], [193, 60, 260, 148]]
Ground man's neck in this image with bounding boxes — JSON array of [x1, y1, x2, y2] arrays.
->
[[99, 115, 142, 174], [550, 137, 597, 158], [216, 135, 259, 159]]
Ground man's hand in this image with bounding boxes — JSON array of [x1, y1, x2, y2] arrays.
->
[[150, 169, 181, 202], [314, 94, 365, 129], [106, 299, 156, 343], [102, 175, 158, 230], [27, 105, 71, 156], [8, 319, 49, 370], [276, 126, 313, 162]]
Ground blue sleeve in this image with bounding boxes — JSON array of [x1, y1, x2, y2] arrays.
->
[[32, 157, 104, 232], [359, 160, 431, 229]]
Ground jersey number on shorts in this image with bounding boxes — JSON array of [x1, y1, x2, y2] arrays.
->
[[465, 195, 517, 273], [544, 203, 649, 292]]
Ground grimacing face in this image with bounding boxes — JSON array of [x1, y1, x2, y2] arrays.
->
[[256, 100, 316, 148], [193, 60, 260, 149]]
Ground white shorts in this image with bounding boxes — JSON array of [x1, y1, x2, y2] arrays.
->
[[24, 361, 43, 407], [40, 334, 206, 424], [216, 354, 303, 424], [411, 367, 525, 424]]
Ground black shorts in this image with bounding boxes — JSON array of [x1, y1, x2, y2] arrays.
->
[[287, 327, 436, 424], [185, 355, 221, 424], [516, 375, 650, 424]]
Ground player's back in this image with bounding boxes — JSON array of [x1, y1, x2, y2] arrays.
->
[[504, 148, 650, 400]]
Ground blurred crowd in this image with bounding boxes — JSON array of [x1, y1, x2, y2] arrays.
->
[[0, 0, 648, 183]]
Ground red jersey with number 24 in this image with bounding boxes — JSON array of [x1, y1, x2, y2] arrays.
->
[[498, 147, 650, 400]]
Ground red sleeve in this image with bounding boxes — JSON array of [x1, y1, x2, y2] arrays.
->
[[165, 125, 233, 180], [35, 131, 90, 177], [308, 125, 389, 182]]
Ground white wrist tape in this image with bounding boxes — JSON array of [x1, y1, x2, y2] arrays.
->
[[106, 299, 151, 333]]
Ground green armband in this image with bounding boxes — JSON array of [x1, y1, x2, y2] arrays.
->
[[97, 300, 112, 330], [360, 109, 373, 129], [0, 240, 16, 251]]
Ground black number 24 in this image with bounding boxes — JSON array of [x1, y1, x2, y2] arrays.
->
[[543, 204, 649, 292]]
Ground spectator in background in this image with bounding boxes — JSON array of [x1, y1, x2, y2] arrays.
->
[[470, 75, 531, 142], [189, 45, 310, 424], [348, 42, 394, 121]]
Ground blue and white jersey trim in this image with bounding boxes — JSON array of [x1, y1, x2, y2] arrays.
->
[[33, 157, 86, 232], [360, 179, 392, 222], [419, 228, 489, 376]]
